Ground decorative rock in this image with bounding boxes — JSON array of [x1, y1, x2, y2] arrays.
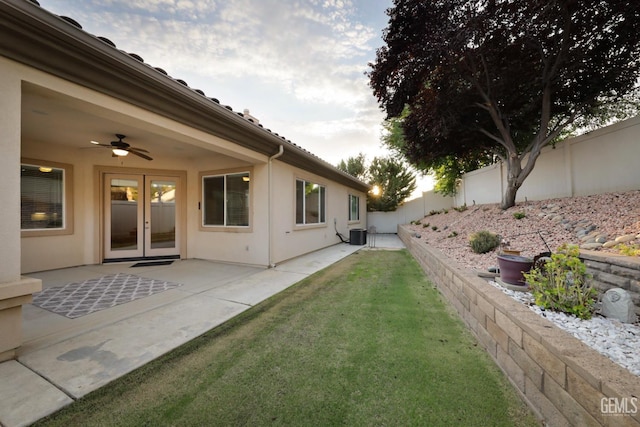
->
[[602, 288, 637, 323], [603, 241, 619, 248], [615, 234, 636, 243], [487, 280, 640, 376], [595, 235, 608, 244], [552, 215, 564, 222], [581, 242, 603, 250]]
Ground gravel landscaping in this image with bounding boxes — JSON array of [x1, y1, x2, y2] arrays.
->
[[406, 190, 640, 377], [406, 190, 640, 271]]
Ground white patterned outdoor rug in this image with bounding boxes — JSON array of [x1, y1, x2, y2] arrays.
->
[[32, 273, 183, 319]]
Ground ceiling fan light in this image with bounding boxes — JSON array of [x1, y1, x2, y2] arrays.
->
[[112, 148, 129, 157]]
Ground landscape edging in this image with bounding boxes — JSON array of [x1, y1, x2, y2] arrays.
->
[[398, 225, 640, 427]]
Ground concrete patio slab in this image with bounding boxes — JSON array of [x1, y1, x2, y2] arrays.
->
[[20, 294, 248, 398], [0, 361, 73, 427]]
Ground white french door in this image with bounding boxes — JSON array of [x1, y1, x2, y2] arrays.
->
[[104, 173, 180, 260]]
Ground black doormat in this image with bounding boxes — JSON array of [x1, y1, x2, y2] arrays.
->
[[131, 260, 174, 267]]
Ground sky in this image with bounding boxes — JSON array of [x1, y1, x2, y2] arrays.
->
[[41, 0, 433, 193]]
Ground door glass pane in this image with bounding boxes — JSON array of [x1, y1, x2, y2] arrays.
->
[[110, 179, 139, 251], [150, 179, 176, 249]]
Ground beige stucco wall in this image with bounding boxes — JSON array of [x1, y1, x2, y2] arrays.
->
[[9, 54, 275, 273], [269, 162, 368, 265], [20, 138, 266, 272], [8, 55, 366, 273], [187, 160, 271, 267]]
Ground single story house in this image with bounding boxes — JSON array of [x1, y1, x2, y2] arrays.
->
[[0, 0, 369, 360]]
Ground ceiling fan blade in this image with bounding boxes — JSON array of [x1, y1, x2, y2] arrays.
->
[[128, 147, 150, 153], [129, 150, 153, 161]]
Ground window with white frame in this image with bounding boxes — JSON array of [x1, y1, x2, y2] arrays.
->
[[349, 194, 360, 221], [202, 171, 250, 227], [295, 179, 326, 225], [21, 161, 72, 234]]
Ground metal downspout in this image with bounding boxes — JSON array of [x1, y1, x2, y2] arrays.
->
[[268, 145, 284, 268]]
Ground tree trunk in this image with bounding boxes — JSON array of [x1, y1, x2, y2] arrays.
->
[[501, 146, 544, 209], [501, 182, 519, 210], [501, 154, 523, 209]]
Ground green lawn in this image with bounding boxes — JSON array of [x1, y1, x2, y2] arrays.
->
[[36, 250, 538, 426]]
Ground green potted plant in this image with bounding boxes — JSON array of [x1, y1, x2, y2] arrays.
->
[[523, 244, 598, 320]]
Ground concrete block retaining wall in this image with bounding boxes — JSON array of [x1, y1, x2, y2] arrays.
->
[[580, 251, 640, 317], [399, 225, 640, 427]]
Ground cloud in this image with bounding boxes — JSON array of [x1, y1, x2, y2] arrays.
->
[[43, 0, 391, 163], [64, 0, 378, 105]]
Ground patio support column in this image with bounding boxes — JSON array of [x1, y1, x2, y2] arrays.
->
[[0, 64, 42, 362]]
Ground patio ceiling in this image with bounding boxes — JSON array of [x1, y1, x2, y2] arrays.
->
[[21, 83, 254, 163]]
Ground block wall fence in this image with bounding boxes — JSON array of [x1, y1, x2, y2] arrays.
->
[[454, 115, 640, 207], [368, 115, 640, 235], [399, 225, 640, 427]]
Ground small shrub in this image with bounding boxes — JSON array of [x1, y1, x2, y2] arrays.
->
[[414, 220, 422, 225], [469, 231, 501, 254], [443, 209, 449, 214], [618, 243, 640, 257], [431, 225, 438, 231], [513, 212, 526, 220], [454, 204, 468, 213], [428, 209, 440, 216], [447, 231, 458, 238], [422, 223, 430, 228], [523, 244, 597, 320]]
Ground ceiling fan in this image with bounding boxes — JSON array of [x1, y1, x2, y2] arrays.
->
[[91, 134, 153, 160]]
